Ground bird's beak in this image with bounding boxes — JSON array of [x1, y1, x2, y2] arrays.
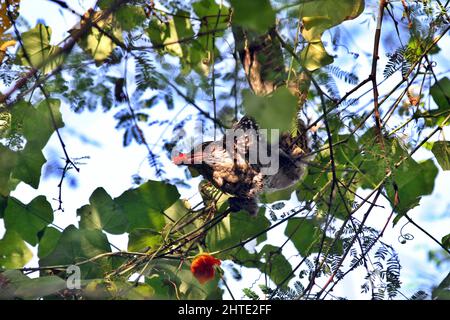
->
[[173, 151, 204, 165]]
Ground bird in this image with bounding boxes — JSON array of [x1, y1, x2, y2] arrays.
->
[[172, 116, 310, 216]]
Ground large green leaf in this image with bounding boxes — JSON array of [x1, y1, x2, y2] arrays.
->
[[127, 228, 163, 252], [193, 0, 230, 33], [0, 270, 32, 300], [193, 0, 228, 24], [260, 181, 299, 204], [285, 217, 317, 256], [192, 0, 230, 75], [37, 227, 62, 259], [0, 194, 7, 218], [0, 144, 17, 196], [4, 196, 53, 246], [39, 225, 111, 279], [11, 99, 63, 189], [230, 244, 293, 289], [81, 279, 156, 300], [230, 0, 275, 32], [115, 5, 146, 31], [78, 187, 129, 234], [147, 9, 215, 76], [81, 279, 155, 300], [357, 129, 438, 223], [14, 276, 66, 299], [389, 159, 438, 224], [300, 42, 334, 72], [260, 244, 293, 289], [16, 24, 65, 74], [442, 234, 450, 250], [432, 273, 450, 300], [147, 16, 185, 57], [206, 208, 270, 254], [21, 99, 63, 149], [0, 231, 33, 269], [285, 217, 343, 257], [431, 141, 450, 170], [71, 10, 123, 64], [115, 180, 179, 232], [299, 0, 364, 71], [243, 87, 298, 133], [13, 143, 46, 190], [430, 77, 450, 110]]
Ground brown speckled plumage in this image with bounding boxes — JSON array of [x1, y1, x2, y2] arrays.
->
[[174, 117, 309, 216]]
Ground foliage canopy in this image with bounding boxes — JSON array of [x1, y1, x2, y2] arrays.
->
[[0, 0, 449, 300]]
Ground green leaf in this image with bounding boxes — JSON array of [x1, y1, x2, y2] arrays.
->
[[229, 247, 263, 270], [20, 99, 64, 149], [147, 10, 215, 76], [193, 0, 227, 21], [0, 270, 30, 299], [441, 234, 450, 250], [71, 10, 123, 64], [4, 196, 53, 246], [285, 217, 343, 256], [432, 273, 450, 300], [37, 227, 62, 259], [301, 0, 364, 40], [115, 180, 179, 232], [13, 143, 46, 189], [260, 181, 297, 203], [193, 0, 230, 37], [0, 231, 33, 269], [390, 159, 438, 224], [119, 282, 155, 300], [430, 77, 450, 110], [299, 0, 364, 71], [230, 0, 275, 32], [145, 274, 177, 299], [0, 194, 7, 218], [300, 42, 334, 72], [78, 187, 129, 234], [243, 87, 298, 133], [431, 141, 450, 170], [82, 279, 155, 300], [297, 134, 361, 220], [173, 10, 195, 40], [206, 208, 270, 254], [260, 245, 293, 289], [14, 276, 66, 299], [0, 144, 17, 196], [10, 99, 63, 188], [115, 5, 146, 31], [164, 199, 191, 224], [16, 24, 65, 74], [147, 18, 183, 57], [128, 228, 163, 252], [39, 225, 111, 279], [285, 217, 317, 256]]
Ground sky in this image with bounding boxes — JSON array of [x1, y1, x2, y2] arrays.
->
[[0, 0, 449, 300]]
